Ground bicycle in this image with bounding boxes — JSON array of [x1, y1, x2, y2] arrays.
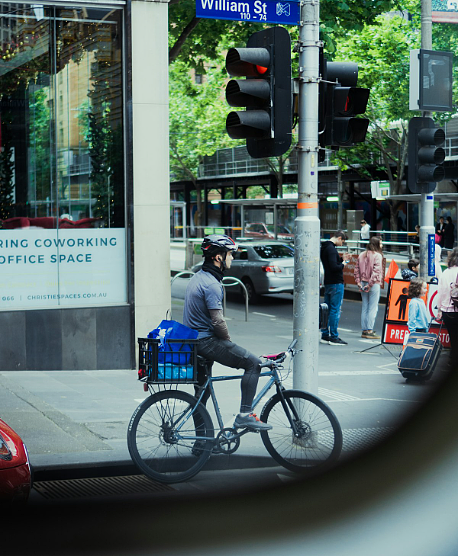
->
[[128, 338, 343, 484]]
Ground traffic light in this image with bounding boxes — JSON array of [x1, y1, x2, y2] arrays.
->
[[407, 117, 445, 194], [319, 57, 370, 152], [225, 27, 291, 159]]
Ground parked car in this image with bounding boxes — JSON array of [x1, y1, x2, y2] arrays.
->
[[244, 222, 294, 241], [0, 419, 32, 504], [193, 240, 295, 303]]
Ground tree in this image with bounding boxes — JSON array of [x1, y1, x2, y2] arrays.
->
[[0, 107, 15, 221], [327, 4, 458, 232], [169, 59, 238, 231], [168, 0, 401, 67]]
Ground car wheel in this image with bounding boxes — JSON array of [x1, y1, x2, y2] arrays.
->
[[241, 278, 259, 304]]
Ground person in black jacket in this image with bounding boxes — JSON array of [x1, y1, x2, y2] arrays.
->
[[444, 216, 455, 250], [320, 230, 350, 346]]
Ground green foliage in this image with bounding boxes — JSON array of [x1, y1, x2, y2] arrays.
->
[[86, 106, 113, 224], [169, 58, 239, 182], [169, 1, 261, 70], [28, 88, 52, 211], [0, 108, 15, 221], [168, 0, 401, 68], [78, 79, 124, 227], [330, 11, 418, 123], [329, 5, 458, 230]]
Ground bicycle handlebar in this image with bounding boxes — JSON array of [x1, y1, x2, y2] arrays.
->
[[288, 339, 297, 352], [260, 339, 298, 368]]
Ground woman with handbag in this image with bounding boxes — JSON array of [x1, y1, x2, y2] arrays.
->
[[436, 247, 458, 371], [354, 236, 384, 339]]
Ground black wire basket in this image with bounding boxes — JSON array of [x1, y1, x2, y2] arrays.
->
[[137, 337, 199, 384]]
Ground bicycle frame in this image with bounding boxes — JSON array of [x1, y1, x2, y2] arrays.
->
[[172, 363, 300, 442]]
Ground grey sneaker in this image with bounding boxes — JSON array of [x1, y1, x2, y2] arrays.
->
[[233, 413, 272, 431], [320, 335, 331, 344]]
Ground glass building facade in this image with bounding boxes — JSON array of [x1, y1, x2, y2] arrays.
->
[[0, 3, 126, 309], [0, 2, 139, 370]]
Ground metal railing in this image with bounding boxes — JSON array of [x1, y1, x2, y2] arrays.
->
[[197, 132, 458, 180], [222, 277, 249, 321], [198, 146, 338, 179], [171, 271, 249, 321]]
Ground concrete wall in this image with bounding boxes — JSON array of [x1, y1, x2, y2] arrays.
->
[[0, 306, 132, 371]]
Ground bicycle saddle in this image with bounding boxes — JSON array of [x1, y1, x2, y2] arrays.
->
[[261, 352, 285, 361]]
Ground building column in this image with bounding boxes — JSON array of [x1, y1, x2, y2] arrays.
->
[[131, 0, 171, 341]]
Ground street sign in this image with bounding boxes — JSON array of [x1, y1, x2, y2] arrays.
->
[[370, 180, 390, 199], [196, 0, 299, 25], [428, 233, 435, 277]]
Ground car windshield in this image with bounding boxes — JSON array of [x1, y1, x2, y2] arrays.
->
[[254, 245, 294, 259]]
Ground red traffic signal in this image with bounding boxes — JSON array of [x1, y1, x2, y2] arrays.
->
[[319, 57, 370, 149], [225, 27, 292, 159]]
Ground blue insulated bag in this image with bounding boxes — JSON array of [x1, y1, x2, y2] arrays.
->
[[148, 320, 198, 364]]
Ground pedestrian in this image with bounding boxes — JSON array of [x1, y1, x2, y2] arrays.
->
[[436, 247, 458, 371], [401, 258, 419, 281], [407, 278, 429, 333], [320, 230, 350, 346], [444, 216, 455, 250], [354, 236, 384, 339], [436, 216, 445, 247], [360, 219, 371, 241], [183, 234, 272, 432]]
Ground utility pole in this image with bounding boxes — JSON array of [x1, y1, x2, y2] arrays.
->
[[419, 0, 435, 281], [293, 0, 321, 395]]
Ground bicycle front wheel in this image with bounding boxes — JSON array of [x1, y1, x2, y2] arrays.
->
[[127, 390, 214, 483], [260, 390, 342, 474]]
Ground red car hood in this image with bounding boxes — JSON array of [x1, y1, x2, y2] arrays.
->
[[0, 419, 29, 469]]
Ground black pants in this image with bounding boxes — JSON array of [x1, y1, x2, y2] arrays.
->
[[195, 336, 262, 413], [442, 312, 458, 371]]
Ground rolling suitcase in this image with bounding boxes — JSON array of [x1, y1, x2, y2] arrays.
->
[[397, 325, 442, 382]]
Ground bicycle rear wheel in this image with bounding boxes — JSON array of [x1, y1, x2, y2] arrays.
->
[[260, 389, 342, 474], [127, 389, 214, 483]]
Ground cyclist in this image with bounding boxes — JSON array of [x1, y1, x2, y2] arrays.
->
[[183, 234, 272, 431]]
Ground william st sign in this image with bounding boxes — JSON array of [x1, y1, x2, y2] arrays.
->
[[195, 0, 299, 25]]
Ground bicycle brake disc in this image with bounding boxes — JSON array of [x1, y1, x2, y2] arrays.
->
[[216, 428, 240, 454]]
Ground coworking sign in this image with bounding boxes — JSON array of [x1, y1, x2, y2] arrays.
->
[[196, 0, 299, 25]]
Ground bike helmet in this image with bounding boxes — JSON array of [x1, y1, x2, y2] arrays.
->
[[201, 234, 238, 258]]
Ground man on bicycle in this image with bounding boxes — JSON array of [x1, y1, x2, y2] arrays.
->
[[183, 234, 272, 431]]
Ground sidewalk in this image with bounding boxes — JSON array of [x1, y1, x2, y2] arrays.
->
[[0, 296, 449, 483]]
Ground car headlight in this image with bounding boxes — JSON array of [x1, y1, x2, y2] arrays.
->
[[0, 432, 13, 461]]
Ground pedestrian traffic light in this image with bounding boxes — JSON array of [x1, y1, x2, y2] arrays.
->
[[319, 57, 370, 153], [225, 26, 291, 159], [408, 117, 445, 194]]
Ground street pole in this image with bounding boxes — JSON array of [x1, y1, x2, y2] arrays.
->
[[293, 0, 320, 395], [419, 0, 434, 281], [337, 169, 344, 230]]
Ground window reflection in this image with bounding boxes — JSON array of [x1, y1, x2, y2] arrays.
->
[[0, 4, 126, 309], [0, 4, 124, 229]]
